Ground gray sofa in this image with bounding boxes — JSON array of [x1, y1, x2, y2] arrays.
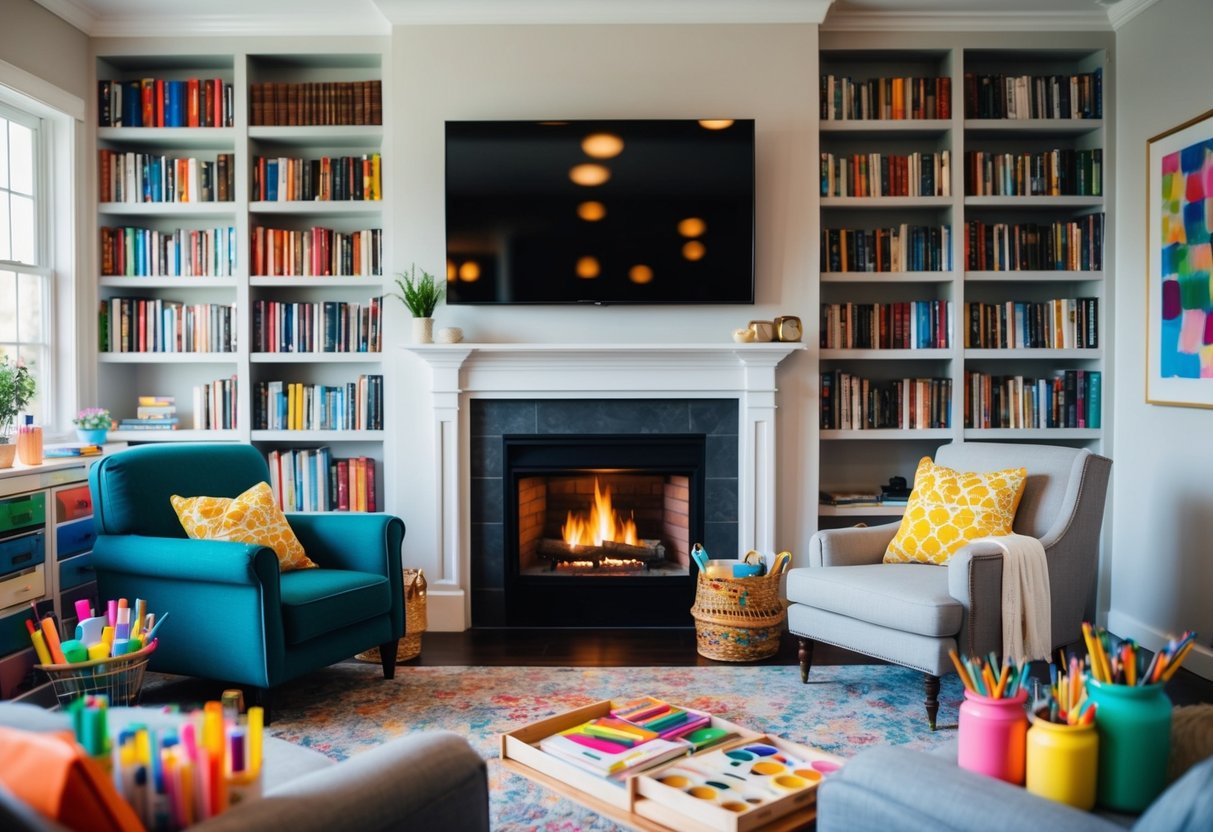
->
[[817, 744, 1213, 832], [0, 702, 489, 832]]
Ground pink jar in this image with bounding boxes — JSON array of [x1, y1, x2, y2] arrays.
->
[[957, 688, 1028, 784]]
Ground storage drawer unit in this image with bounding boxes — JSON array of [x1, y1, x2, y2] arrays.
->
[[56, 517, 96, 560], [0, 565, 45, 613], [59, 551, 94, 593], [0, 492, 46, 535], [0, 530, 45, 579], [55, 485, 93, 523]]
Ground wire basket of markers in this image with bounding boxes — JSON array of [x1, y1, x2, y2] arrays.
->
[[35, 640, 158, 708]]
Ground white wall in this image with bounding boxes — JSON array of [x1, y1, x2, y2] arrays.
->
[[0, 0, 89, 100], [390, 23, 819, 627], [1110, 0, 1213, 679]]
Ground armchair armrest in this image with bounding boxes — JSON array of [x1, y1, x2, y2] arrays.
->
[[809, 522, 899, 567], [191, 731, 488, 832], [91, 536, 280, 586], [947, 541, 1006, 658], [286, 513, 404, 577], [818, 746, 1117, 832]]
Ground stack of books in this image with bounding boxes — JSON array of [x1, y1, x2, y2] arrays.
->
[[117, 395, 179, 431], [538, 718, 689, 780]]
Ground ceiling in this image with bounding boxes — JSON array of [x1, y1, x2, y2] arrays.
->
[[33, 0, 1153, 36]]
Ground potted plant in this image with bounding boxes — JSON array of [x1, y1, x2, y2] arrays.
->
[[73, 407, 113, 445], [0, 356, 36, 468], [390, 264, 445, 344]]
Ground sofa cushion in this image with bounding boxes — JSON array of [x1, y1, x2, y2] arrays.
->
[[785, 562, 962, 637], [884, 456, 1027, 565], [280, 569, 390, 644], [1136, 754, 1213, 832], [171, 481, 318, 572]]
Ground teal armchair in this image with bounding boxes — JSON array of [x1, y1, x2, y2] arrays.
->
[[88, 444, 404, 718]]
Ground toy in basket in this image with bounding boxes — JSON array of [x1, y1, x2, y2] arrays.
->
[[690, 548, 791, 662]]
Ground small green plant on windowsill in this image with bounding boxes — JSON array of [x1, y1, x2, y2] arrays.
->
[[390, 263, 444, 318], [0, 356, 36, 444]]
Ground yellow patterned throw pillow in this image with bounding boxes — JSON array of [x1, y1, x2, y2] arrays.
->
[[170, 481, 318, 572], [883, 456, 1027, 565]]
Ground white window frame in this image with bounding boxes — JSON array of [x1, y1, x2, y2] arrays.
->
[[0, 58, 84, 437]]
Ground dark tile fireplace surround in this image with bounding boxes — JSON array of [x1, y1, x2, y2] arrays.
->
[[470, 398, 739, 627]]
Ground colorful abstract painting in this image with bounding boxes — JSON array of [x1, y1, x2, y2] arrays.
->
[[1148, 108, 1213, 407]]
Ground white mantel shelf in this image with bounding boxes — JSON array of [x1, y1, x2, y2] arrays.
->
[[402, 341, 804, 630]]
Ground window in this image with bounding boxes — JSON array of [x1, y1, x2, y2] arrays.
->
[[0, 101, 49, 425]]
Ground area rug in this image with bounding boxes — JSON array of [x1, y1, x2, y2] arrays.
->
[[246, 663, 965, 831]]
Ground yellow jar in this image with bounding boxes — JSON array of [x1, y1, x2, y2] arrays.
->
[[1025, 713, 1098, 810]]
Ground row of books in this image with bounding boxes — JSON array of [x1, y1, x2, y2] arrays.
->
[[965, 215, 1104, 272], [820, 373, 953, 431], [194, 378, 237, 430], [820, 151, 952, 198], [99, 298, 237, 354], [252, 375, 384, 432], [100, 226, 237, 277], [822, 224, 953, 273], [821, 301, 952, 350], [266, 448, 377, 512], [965, 149, 1102, 197], [99, 151, 235, 203], [98, 78, 234, 128], [248, 80, 383, 127], [252, 155, 383, 202], [964, 298, 1099, 350], [963, 69, 1103, 120], [820, 74, 952, 121], [250, 298, 383, 354], [250, 226, 383, 277], [965, 370, 1102, 429], [819, 490, 889, 507]]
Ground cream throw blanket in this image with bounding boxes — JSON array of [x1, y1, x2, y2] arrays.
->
[[974, 533, 1052, 662]]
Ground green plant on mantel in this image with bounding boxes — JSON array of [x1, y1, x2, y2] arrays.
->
[[390, 263, 444, 318], [0, 355, 36, 443]]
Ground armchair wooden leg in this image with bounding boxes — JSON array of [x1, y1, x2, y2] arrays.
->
[[924, 674, 941, 731], [379, 640, 399, 680], [798, 638, 815, 684]]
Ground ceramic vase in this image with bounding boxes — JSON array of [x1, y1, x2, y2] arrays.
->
[[1088, 679, 1171, 812], [412, 317, 434, 344], [957, 688, 1028, 784], [77, 428, 108, 444], [0, 442, 14, 469]]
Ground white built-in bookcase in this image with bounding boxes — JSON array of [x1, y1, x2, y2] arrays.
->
[[815, 29, 1114, 528]]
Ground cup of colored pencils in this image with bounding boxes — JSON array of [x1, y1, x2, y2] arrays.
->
[[1082, 622, 1198, 686], [1035, 650, 1096, 725], [949, 649, 1030, 700]]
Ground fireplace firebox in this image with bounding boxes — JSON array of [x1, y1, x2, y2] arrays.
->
[[503, 435, 704, 626]]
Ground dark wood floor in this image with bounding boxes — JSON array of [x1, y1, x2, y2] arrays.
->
[[413, 628, 1213, 706]]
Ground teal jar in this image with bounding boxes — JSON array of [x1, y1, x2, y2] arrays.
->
[[1087, 679, 1171, 812]]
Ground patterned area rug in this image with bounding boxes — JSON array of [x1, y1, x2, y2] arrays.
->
[[238, 663, 965, 831]]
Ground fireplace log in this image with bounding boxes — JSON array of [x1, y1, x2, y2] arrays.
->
[[602, 539, 666, 561], [537, 538, 607, 563]]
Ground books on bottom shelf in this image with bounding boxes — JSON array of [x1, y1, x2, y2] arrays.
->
[[267, 447, 377, 512]]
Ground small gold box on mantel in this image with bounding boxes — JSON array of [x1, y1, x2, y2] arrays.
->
[[774, 315, 803, 342]]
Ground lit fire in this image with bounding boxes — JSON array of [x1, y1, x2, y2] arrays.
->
[[562, 478, 638, 548], [556, 557, 646, 570]]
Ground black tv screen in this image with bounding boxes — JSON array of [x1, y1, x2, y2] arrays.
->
[[445, 119, 755, 305]]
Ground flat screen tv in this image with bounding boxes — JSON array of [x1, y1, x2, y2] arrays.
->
[[445, 119, 755, 305]]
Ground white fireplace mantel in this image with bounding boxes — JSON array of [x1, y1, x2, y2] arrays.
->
[[404, 342, 803, 630]]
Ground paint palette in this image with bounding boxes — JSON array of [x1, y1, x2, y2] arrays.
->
[[635, 735, 844, 832]]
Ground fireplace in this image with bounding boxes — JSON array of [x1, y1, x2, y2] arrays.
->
[[504, 435, 703, 626]]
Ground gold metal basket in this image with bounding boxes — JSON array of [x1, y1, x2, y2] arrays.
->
[[356, 568, 427, 663], [34, 640, 157, 708]]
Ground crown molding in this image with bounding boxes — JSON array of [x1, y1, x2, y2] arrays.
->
[[31, 0, 96, 33], [87, 13, 391, 38], [1103, 0, 1161, 30], [823, 10, 1113, 32], [373, 0, 835, 26]]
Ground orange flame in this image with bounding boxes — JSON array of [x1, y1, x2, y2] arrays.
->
[[562, 478, 639, 548]]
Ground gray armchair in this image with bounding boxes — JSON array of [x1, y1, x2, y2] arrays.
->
[[787, 442, 1111, 728]]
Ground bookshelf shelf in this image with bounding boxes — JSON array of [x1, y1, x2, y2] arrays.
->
[[817, 33, 1109, 527], [92, 42, 389, 513]]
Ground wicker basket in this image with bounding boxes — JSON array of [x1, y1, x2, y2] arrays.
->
[[35, 640, 157, 708], [691, 569, 787, 662], [356, 568, 427, 663]]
